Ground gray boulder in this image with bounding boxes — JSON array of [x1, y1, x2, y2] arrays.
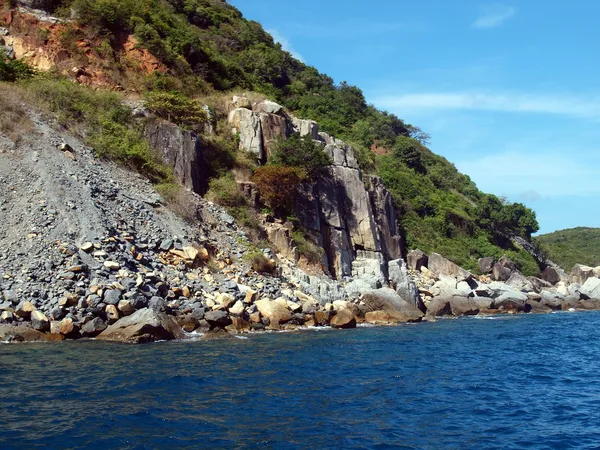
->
[[388, 259, 422, 311], [428, 253, 472, 280], [505, 272, 535, 292], [541, 266, 566, 285], [478, 257, 495, 274], [204, 310, 232, 329], [97, 308, 185, 344], [580, 277, 600, 300], [570, 264, 595, 285], [407, 250, 428, 271], [361, 288, 424, 322], [81, 317, 107, 337]]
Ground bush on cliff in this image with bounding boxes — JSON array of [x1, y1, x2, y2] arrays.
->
[[145, 91, 208, 132], [269, 134, 331, 179], [252, 166, 306, 218], [21, 77, 171, 182], [0, 53, 34, 82]]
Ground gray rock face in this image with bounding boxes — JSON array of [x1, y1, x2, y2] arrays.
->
[[228, 108, 264, 161], [428, 253, 472, 280], [505, 272, 535, 292], [570, 264, 595, 285], [478, 257, 495, 274], [292, 117, 319, 140], [580, 278, 600, 300], [492, 263, 512, 281], [361, 288, 424, 322], [541, 266, 566, 285], [146, 119, 207, 195], [407, 250, 428, 271], [97, 308, 185, 343], [388, 259, 422, 310], [229, 98, 403, 282]]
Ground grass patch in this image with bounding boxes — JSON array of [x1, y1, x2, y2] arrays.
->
[[155, 182, 198, 223], [292, 228, 324, 264], [0, 83, 34, 143], [19, 76, 172, 182], [243, 247, 276, 274]]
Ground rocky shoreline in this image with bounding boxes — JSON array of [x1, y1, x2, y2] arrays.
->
[[2, 106, 600, 343]]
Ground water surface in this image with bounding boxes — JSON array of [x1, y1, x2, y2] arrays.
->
[[2, 312, 600, 449]]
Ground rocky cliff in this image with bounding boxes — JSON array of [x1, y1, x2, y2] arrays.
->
[[228, 98, 404, 286]]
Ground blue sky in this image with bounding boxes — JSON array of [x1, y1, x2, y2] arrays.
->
[[229, 0, 600, 234]]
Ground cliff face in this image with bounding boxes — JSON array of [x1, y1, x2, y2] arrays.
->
[[227, 99, 405, 283]]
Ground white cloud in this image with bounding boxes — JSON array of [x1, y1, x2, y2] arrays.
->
[[267, 29, 304, 62], [375, 92, 600, 120], [472, 5, 516, 29]]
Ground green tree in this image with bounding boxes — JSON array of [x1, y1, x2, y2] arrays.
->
[[269, 133, 331, 179]]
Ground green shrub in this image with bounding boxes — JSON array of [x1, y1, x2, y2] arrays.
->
[[206, 173, 247, 207], [269, 133, 331, 179], [145, 91, 208, 131], [21, 77, 171, 182], [243, 248, 276, 274], [0, 54, 35, 82], [292, 229, 324, 264], [252, 165, 306, 217]]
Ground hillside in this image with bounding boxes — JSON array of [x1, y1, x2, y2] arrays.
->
[[0, 0, 541, 275], [536, 228, 600, 271]]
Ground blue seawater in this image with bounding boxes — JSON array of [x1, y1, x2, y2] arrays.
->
[[3, 312, 600, 449]]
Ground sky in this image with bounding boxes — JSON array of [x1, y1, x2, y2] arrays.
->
[[229, 0, 600, 234]]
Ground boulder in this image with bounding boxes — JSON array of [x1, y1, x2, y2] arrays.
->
[[388, 259, 422, 310], [204, 310, 232, 329], [425, 297, 452, 318], [570, 264, 595, 285], [255, 298, 292, 328], [449, 296, 492, 316], [97, 308, 185, 343], [314, 310, 333, 326], [105, 304, 119, 322], [255, 100, 284, 115], [58, 317, 75, 336], [292, 117, 319, 140], [361, 288, 423, 322], [580, 277, 600, 300], [427, 253, 471, 280], [478, 257, 495, 274], [232, 95, 251, 109], [81, 318, 107, 337], [228, 300, 245, 315], [407, 250, 428, 271], [118, 300, 135, 316], [30, 310, 49, 332], [541, 266, 566, 285], [526, 300, 553, 314], [14, 301, 36, 318], [0, 325, 64, 342], [365, 310, 414, 325], [498, 256, 517, 271], [330, 309, 357, 329], [505, 272, 535, 292], [492, 263, 512, 281], [527, 276, 553, 293]]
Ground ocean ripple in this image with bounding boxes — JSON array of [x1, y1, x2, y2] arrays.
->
[[3, 312, 600, 448]]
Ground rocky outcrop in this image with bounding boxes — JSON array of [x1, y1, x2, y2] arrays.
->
[[97, 308, 186, 343], [229, 97, 405, 283], [146, 119, 207, 195]]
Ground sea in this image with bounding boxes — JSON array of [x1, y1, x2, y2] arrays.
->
[[2, 311, 600, 449]]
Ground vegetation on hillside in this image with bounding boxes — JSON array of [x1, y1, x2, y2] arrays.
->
[[0, 0, 542, 274], [536, 228, 600, 271]]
